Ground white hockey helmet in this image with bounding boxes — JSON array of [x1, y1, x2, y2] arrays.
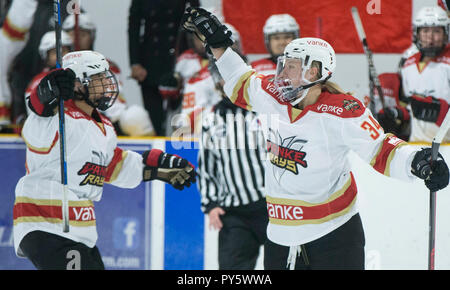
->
[[263, 14, 300, 53], [413, 6, 449, 55], [62, 13, 97, 40], [274, 37, 336, 105], [38, 30, 73, 60], [119, 105, 155, 136], [62, 50, 119, 110]]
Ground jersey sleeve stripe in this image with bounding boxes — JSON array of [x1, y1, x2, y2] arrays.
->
[[1, 16, 28, 41], [23, 131, 59, 155], [105, 148, 129, 183], [230, 70, 255, 111], [370, 134, 408, 176]]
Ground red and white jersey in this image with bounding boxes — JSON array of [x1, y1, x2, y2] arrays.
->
[[13, 100, 144, 256], [250, 57, 277, 76], [401, 45, 450, 142], [0, 0, 37, 125], [175, 49, 209, 81], [369, 73, 403, 113], [177, 66, 221, 135], [216, 48, 419, 246]]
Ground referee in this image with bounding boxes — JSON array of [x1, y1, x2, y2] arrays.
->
[[197, 60, 267, 270]]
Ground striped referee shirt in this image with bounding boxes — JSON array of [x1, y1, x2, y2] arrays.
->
[[197, 97, 266, 213]]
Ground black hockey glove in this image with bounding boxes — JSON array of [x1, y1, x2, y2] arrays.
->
[[377, 106, 408, 135], [411, 148, 450, 192], [181, 7, 233, 49], [142, 149, 196, 190], [35, 69, 76, 116], [410, 95, 449, 126]]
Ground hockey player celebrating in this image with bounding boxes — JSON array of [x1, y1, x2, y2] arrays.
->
[[13, 50, 196, 270], [251, 14, 299, 75], [400, 6, 450, 142], [182, 7, 450, 270]]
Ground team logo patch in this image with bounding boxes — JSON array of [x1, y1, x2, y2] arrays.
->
[[266, 130, 308, 182], [78, 162, 107, 187], [342, 99, 361, 112]]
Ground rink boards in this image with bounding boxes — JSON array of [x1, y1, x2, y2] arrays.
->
[[1, 135, 450, 270]]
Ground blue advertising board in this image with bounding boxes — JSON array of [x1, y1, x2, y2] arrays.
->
[[164, 140, 204, 270]]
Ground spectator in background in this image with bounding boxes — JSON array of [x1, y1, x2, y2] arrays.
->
[[63, 12, 155, 137], [127, 0, 199, 136], [0, 0, 38, 133], [251, 14, 299, 75], [400, 6, 449, 142], [7, 0, 72, 133]]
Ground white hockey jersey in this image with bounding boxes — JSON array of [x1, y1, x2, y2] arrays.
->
[[176, 65, 221, 135], [175, 49, 209, 81], [401, 44, 450, 142], [13, 100, 144, 257], [0, 0, 37, 125], [216, 47, 419, 246]]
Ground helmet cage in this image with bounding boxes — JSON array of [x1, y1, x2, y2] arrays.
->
[[78, 70, 119, 111]]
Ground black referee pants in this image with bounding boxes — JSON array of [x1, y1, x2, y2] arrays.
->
[[264, 213, 365, 270], [19, 230, 105, 270], [218, 200, 268, 270]]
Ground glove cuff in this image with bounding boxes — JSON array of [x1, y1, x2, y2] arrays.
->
[[143, 149, 163, 167], [436, 99, 449, 126]]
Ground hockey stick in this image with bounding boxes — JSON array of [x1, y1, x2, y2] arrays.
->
[[54, 0, 70, 233], [351, 7, 386, 111], [74, 11, 80, 51], [428, 111, 450, 269]]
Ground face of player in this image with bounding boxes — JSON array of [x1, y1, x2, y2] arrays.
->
[[74, 71, 119, 111], [269, 32, 296, 56], [46, 46, 71, 68], [418, 26, 446, 49], [276, 58, 317, 87], [67, 29, 93, 50], [87, 72, 118, 102]]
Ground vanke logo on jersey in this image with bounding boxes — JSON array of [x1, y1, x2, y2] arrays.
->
[[78, 162, 107, 187]]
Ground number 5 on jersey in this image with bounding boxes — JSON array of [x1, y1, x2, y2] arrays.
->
[[361, 115, 383, 140]]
